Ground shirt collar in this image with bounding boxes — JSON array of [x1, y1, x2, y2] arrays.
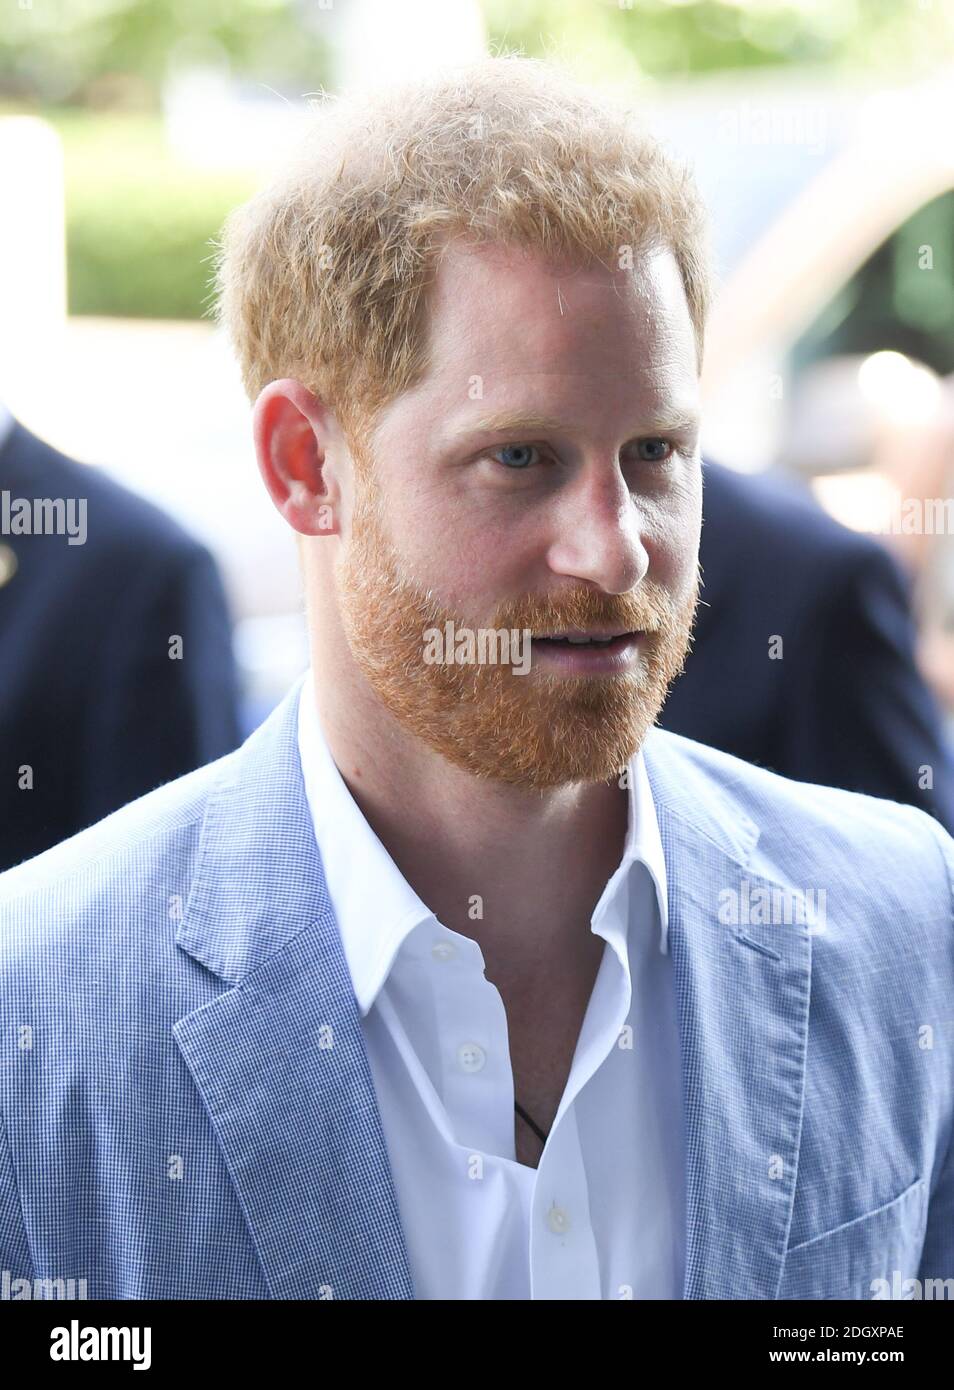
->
[[618, 733, 669, 956], [297, 671, 436, 1015], [296, 671, 670, 1015]]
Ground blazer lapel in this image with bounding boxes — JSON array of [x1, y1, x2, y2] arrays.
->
[[172, 680, 414, 1300], [643, 730, 812, 1299]]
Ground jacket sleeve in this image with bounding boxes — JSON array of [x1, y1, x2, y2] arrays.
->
[[0, 1106, 34, 1286], [920, 1120, 954, 1287], [917, 813, 954, 1286]]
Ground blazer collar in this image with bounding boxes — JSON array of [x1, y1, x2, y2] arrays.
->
[[174, 679, 809, 1301]]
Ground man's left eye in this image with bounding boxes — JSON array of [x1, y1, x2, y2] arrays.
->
[[636, 439, 674, 462]]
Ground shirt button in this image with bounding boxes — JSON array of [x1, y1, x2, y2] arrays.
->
[[431, 940, 457, 962], [457, 1042, 486, 1073], [546, 1204, 570, 1235]]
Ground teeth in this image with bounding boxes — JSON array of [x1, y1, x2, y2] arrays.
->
[[541, 634, 616, 646]]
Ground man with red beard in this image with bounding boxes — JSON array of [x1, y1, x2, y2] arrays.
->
[[1, 56, 953, 1304]]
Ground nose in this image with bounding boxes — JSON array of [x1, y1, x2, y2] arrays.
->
[[545, 465, 649, 594]]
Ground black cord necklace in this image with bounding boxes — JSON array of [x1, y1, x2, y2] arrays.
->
[[514, 1099, 549, 1146]]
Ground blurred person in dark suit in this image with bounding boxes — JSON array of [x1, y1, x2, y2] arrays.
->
[[0, 402, 243, 871], [660, 457, 954, 834]]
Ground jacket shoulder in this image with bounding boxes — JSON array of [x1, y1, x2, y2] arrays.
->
[[0, 750, 234, 963], [647, 724, 954, 889]]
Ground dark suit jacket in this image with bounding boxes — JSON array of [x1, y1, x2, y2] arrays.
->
[[659, 459, 954, 834], [0, 418, 243, 870]]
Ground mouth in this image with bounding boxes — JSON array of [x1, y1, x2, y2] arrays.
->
[[531, 629, 647, 673]]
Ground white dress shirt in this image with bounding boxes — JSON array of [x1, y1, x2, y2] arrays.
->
[[297, 673, 685, 1299]]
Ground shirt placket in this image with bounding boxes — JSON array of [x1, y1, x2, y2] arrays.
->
[[427, 928, 517, 1160], [530, 904, 633, 1300]]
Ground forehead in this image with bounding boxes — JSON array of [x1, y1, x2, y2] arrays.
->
[[419, 238, 697, 389]]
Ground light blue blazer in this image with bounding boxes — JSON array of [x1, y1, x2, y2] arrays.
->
[[1, 678, 953, 1300]]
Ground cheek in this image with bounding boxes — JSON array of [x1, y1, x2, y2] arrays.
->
[[644, 489, 702, 591], [446, 544, 521, 614], [409, 517, 533, 616]]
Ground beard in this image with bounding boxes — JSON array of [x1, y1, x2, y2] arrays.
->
[[336, 472, 700, 790]]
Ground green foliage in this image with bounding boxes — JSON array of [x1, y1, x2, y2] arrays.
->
[[1, 0, 332, 108], [6, 0, 951, 320], [0, 3, 333, 319], [483, 0, 954, 81], [49, 112, 256, 319]]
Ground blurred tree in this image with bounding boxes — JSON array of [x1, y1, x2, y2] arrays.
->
[[5, 1, 954, 111], [1, 0, 333, 109], [483, 0, 954, 85], [4, 0, 952, 321]]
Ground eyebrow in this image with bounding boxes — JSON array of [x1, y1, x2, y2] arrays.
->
[[445, 406, 701, 441]]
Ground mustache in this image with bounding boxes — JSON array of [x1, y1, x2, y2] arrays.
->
[[490, 579, 690, 636]]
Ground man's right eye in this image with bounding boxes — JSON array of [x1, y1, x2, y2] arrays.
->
[[489, 443, 546, 470]]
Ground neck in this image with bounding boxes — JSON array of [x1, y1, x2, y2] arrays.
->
[[308, 666, 630, 975]]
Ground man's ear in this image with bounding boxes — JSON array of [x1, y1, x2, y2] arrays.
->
[[252, 379, 340, 537]]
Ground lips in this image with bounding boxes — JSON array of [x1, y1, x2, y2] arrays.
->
[[530, 629, 646, 675]]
